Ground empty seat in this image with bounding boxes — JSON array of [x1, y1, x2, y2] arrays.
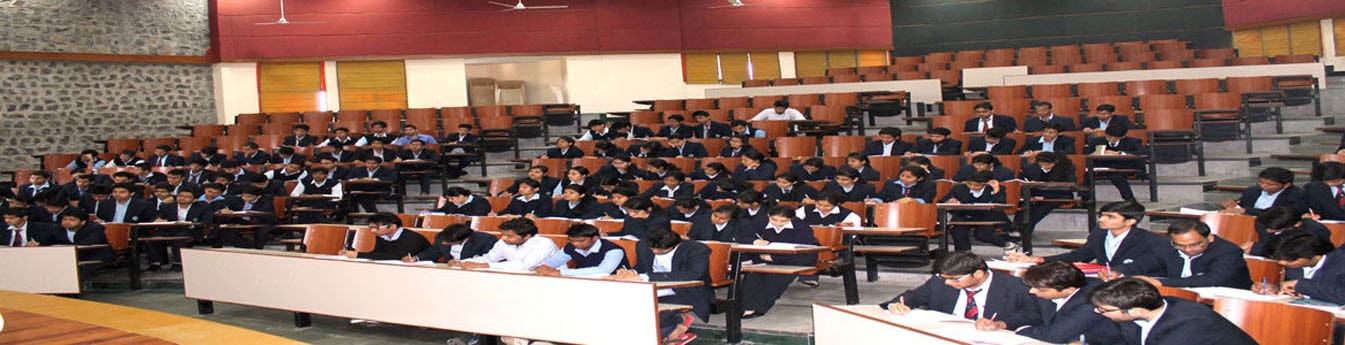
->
[[894, 71, 927, 80], [891, 56, 923, 65], [856, 66, 887, 75], [1225, 76, 1274, 94], [1076, 82, 1121, 97], [925, 52, 954, 64], [1049, 45, 1083, 65], [653, 100, 684, 112], [1107, 61, 1144, 71], [1190, 58, 1229, 67], [1068, 63, 1104, 73], [916, 62, 947, 72], [743, 79, 771, 87], [801, 76, 832, 85], [1082, 43, 1118, 64], [929, 70, 961, 87], [717, 97, 750, 109], [1192, 92, 1242, 110], [787, 94, 823, 108], [1122, 51, 1156, 63], [987, 85, 1028, 99], [826, 67, 857, 76], [949, 60, 982, 71], [1030, 84, 1073, 98], [1273, 55, 1317, 64], [954, 50, 984, 64], [1125, 80, 1171, 96], [369, 109, 403, 126], [1200, 48, 1236, 60], [1147, 60, 1185, 69], [1030, 65, 1065, 74], [773, 78, 801, 86], [983, 48, 1016, 67], [1232, 56, 1270, 65], [1175, 78, 1221, 95], [685, 98, 716, 110], [832, 74, 862, 83], [1139, 94, 1190, 110], [1016, 47, 1048, 66]]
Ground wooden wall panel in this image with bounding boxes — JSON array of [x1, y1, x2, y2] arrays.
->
[[1337, 18, 1345, 56], [1289, 21, 1323, 56], [826, 51, 858, 69], [794, 51, 828, 78], [683, 53, 719, 84], [258, 62, 322, 113], [1259, 25, 1291, 57], [858, 50, 889, 67], [719, 53, 750, 85], [337, 61, 407, 111], [749, 52, 781, 81]]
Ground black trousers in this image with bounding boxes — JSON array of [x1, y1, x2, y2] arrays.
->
[[950, 225, 1007, 251]]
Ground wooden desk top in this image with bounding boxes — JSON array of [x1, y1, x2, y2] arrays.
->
[[0, 308, 172, 344], [0, 290, 302, 344], [730, 243, 831, 254], [841, 227, 928, 236], [1052, 239, 1087, 248], [1146, 211, 1203, 219]]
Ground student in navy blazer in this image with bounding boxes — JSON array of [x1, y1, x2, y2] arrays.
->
[[151, 189, 215, 270], [1084, 126, 1150, 201], [1302, 163, 1345, 220], [962, 102, 1019, 133], [1080, 104, 1135, 136], [1227, 167, 1307, 217], [965, 128, 1017, 156], [1009, 200, 1167, 276], [1022, 101, 1077, 132], [1275, 232, 1345, 303], [1090, 278, 1256, 345], [820, 167, 877, 202], [94, 183, 158, 224], [46, 211, 115, 264], [761, 172, 817, 202], [875, 166, 938, 203], [1017, 122, 1077, 155], [791, 158, 837, 181], [732, 151, 776, 181], [981, 262, 1123, 345], [690, 111, 732, 139], [434, 187, 493, 216], [659, 136, 708, 158], [881, 252, 1039, 329], [346, 157, 399, 213], [1146, 220, 1252, 289], [613, 230, 713, 342], [221, 186, 275, 250], [542, 136, 585, 159], [864, 127, 913, 156], [909, 127, 963, 156], [641, 172, 696, 200], [411, 223, 497, 263], [951, 155, 1016, 182]]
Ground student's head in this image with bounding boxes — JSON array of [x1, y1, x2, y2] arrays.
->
[[704, 162, 727, 176], [153, 183, 174, 201], [40, 194, 68, 214], [610, 120, 632, 133], [435, 223, 475, 246], [672, 197, 701, 214], [972, 102, 994, 118], [727, 134, 748, 148], [984, 127, 1007, 143], [292, 123, 310, 136], [516, 179, 541, 196], [1256, 167, 1295, 193], [112, 171, 136, 184], [308, 167, 330, 181], [610, 185, 639, 207], [662, 171, 686, 187], [1273, 231, 1336, 268], [772, 100, 790, 113], [937, 252, 990, 289], [456, 124, 473, 136], [834, 167, 860, 186], [736, 191, 765, 210], [406, 139, 425, 151], [587, 119, 608, 131], [366, 212, 402, 236], [646, 229, 683, 254], [1167, 219, 1214, 257], [711, 204, 737, 225], [1256, 206, 1302, 233], [1316, 162, 1345, 186], [565, 224, 603, 251], [878, 127, 902, 144], [2, 208, 29, 228], [175, 188, 200, 206], [845, 152, 869, 169], [400, 124, 421, 137], [1035, 151, 1060, 170], [28, 171, 50, 185], [498, 218, 539, 245], [593, 141, 617, 155], [333, 127, 350, 137], [74, 173, 94, 188], [369, 138, 387, 149], [798, 157, 823, 173], [813, 192, 845, 214], [153, 144, 172, 156], [1094, 104, 1117, 121], [622, 198, 656, 219], [742, 150, 765, 167], [363, 156, 384, 169], [1087, 277, 1164, 322], [166, 169, 186, 185], [213, 174, 233, 186], [220, 160, 241, 174], [566, 167, 590, 183], [970, 154, 997, 171], [899, 166, 928, 185], [369, 120, 388, 133], [276, 146, 295, 157], [79, 149, 100, 161], [111, 183, 136, 201], [667, 135, 686, 147], [666, 114, 685, 126], [1033, 101, 1053, 116], [965, 171, 993, 191], [248, 173, 270, 187], [647, 159, 673, 174], [774, 172, 801, 189], [528, 165, 549, 181], [1021, 261, 1087, 300], [444, 187, 473, 204], [908, 155, 933, 169], [1103, 126, 1128, 141], [200, 146, 220, 158], [89, 184, 113, 201], [1097, 200, 1145, 231], [243, 142, 260, 153], [611, 155, 632, 170], [202, 184, 225, 200], [691, 110, 710, 122], [239, 186, 263, 203], [929, 127, 952, 143], [561, 184, 589, 202], [556, 136, 575, 149], [1041, 122, 1064, 140], [119, 149, 137, 160], [766, 205, 795, 229], [59, 210, 89, 230]]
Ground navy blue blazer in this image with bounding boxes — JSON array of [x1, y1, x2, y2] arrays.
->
[[691, 121, 732, 139], [966, 136, 1018, 155], [940, 184, 1010, 223], [718, 146, 759, 158], [853, 166, 881, 183], [880, 271, 1041, 329], [1043, 227, 1167, 276], [635, 240, 713, 321], [44, 222, 115, 263], [1116, 298, 1256, 345], [732, 163, 777, 181], [157, 201, 217, 225], [1017, 135, 1078, 154], [1236, 185, 1308, 217], [433, 195, 492, 216], [656, 125, 692, 138], [1081, 115, 1135, 132], [963, 115, 1019, 133], [146, 154, 186, 167], [1084, 136, 1149, 171], [1023, 115, 1077, 132], [271, 153, 308, 166], [659, 142, 709, 158], [415, 231, 496, 262], [1015, 281, 1124, 344], [864, 140, 913, 156], [500, 194, 553, 217], [505, 177, 562, 196], [821, 181, 877, 202], [1156, 237, 1253, 289], [1303, 181, 1345, 221], [952, 166, 1016, 182], [911, 138, 963, 155], [94, 198, 158, 224], [641, 182, 696, 200], [762, 184, 818, 202], [877, 180, 937, 203], [790, 164, 836, 181], [688, 218, 743, 242], [233, 151, 271, 165], [2, 221, 61, 246], [1286, 245, 1345, 304], [222, 197, 275, 224], [543, 147, 584, 159]]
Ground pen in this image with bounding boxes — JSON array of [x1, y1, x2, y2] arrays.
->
[[989, 312, 997, 321], [1261, 277, 1268, 294]]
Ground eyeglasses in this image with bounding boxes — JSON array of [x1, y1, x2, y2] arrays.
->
[[1171, 241, 1209, 250], [939, 273, 973, 282], [1094, 306, 1123, 314]]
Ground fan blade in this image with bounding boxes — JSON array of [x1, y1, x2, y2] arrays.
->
[[254, 20, 326, 25], [487, 1, 514, 7], [527, 5, 568, 9]]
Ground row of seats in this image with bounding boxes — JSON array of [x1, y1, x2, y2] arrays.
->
[[228, 104, 577, 138]]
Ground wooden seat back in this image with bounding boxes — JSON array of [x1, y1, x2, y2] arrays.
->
[[871, 202, 938, 237], [1213, 298, 1334, 345]]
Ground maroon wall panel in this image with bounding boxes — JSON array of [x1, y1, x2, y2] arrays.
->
[[216, 0, 892, 60], [1222, 0, 1345, 28]]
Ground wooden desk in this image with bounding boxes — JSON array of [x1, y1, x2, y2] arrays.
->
[[0, 290, 301, 344], [935, 203, 1016, 252], [125, 221, 199, 289], [812, 304, 1048, 345], [181, 248, 665, 345], [722, 243, 829, 342], [0, 246, 81, 294], [1019, 182, 1089, 254], [1183, 286, 1345, 323], [838, 226, 925, 305], [1146, 211, 1204, 220], [1051, 239, 1087, 248]]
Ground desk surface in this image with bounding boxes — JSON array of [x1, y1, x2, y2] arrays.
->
[[0, 290, 301, 344], [813, 304, 1047, 345]]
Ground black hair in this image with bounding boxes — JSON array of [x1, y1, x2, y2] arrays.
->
[[1256, 206, 1303, 231], [900, 165, 929, 181], [1043, 122, 1066, 132], [587, 119, 607, 128], [773, 100, 790, 108], [566, 223, 602, 238], [985, 127, 1007, 139], [499, 217, 539, 237], [444, 187, 472, 197], [1096, 104, 1117, 112], [367, 212, 402, 227], [1099, 200, 1146, 222], [1104, 125, 1128, 138], [878, 127, 902, 137], [835, 167, 861, 180], [646, 229, 682, 249], [937, 252, 989, 275], [968, 171, 994, 183], [765, 205, 795, 218], [846, 152, 869, 165], [973, 102, 993, 111], [293, 123, 310, 131], [667, 114, 685, 122], [1087, 277, 1164, 310], [59, 209, 89, 222], [1273, 231, 1336, 261], [622, 197, 657, 212], [1257, 167, 1295, 185], [437, 223, 474, 243], [1021, 261, 1086, 291], [814, 191, 844, 205], [692, 110, 710, 118], [1167, 219, 1211, 237], [930, 127, 952, 136], [1034, 101, 1053, 109]]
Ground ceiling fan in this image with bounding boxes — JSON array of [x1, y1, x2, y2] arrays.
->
[[489, 0, 568, 12], [709, 0, 761, 9], [255, 0, 325, 26]]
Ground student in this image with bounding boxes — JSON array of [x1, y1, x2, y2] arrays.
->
[[1303, 161, 1345, 220], [1016, 152, 1077, 234], [732, 151, 777, 181], [698, 178, 741, 201], [66, 149, 107, 170], [796, 192, 862, 227], [247, 172, 286, 198], [132, 162, 167, 185], [611, 120, 655, 140], [441, 124, 480, 178], [109, 171, 145, 196], [38, 193, 74, 224], [147, 144, 186, 167], [16, 171, 54, 199], [555, 166, 594, 197], [95, 183, 157, 224], [1018, 122, 1077, 156], [844, 152, 881, 182], [81, 184, 114, 215], [434, 187, 492, 216], [1084, 126, 1149, 201], [599, 185, 639, 219], [577, 119, 617, 141], [865, 127, 913, 156], [668, 197, 710, 223], [356, 121, 394, 146], [792, 157, 836, 181], [1088, 277, 1256, 345], [656, 114, 691, 139], [720, 134, 759, 157], [1248, 206, 1331, 257], [874, 166, 937, 204], [338, 212, 431, 260], [2, 207, 60, 247], [60, 173, 97, 205], [150, 183, 176, 209], [965, 127, 1017, 157], [164, 169, 199, 195], [395, 139, 441, 195], [496, 179, 553, 218], [975, 261, 1123, 344], [356, 138, 393, 162], [762, 172, 817, 202], [150, 188, 213, 271], [908, 127, 963, 156], [630, 140, 664, 158], [880, 252, 1039, 327], [729, 120, 767, 138], [1081, 104, 1134, 136], [1022, 101, 1077, 133], [264, 161, 306, 182], [288, 167, 342, 223], [612, 198, 671, 240], [591, 140, 621, 158], [1223, 167, 1306, 216], [906, 155, 947, 180], [750, 100, 807, 121], [455, 218, 558, 271], [542, 136, 584, 159], [189, 146, 226, 167], [50, 210, 115, 264], [108, 149, 146, 168], [689, 162, 729, 181], [504, 166, 562, 197], [642, 171, 694, 200], [537, 224, 630, 277], [952, 154, 1015, 182], [1272, 232, 1345, 303], [405, 223, 497, 263], [552, 184, 604, 220], [221, 186, 277, 250], [941, 172, 1014, 252], [282, 123, 318, 147], [268, 146, 307, 166], [233, 143, 271, 165], [962, 102, 1019, 133], [688, 204, 743, 242], [660, 135, 708, 158], [1129, 220, 1252, 289], [315, 156, 353, 181], [322, 127, 359, 148], [183, 159, 218, 185], [691, 110, 732, 139], [1009, 200, 1168, 276], [595, 155, 647, 181], [821, 168, 876, 202], [738, 206, 821, 317], [391, 124, 438, 146], [606, 229, 712, 345]]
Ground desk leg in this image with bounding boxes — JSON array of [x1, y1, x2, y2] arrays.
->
[[1020, 186, 1035, 255], [1087, 164, 1099, 231], [294, 312, 312, 328], [197, 300, 214, 315], [726, 251, 744, 344], [128, 229, 142, 290], [841, 234, 859, 305], [937, 210, 949, 251]]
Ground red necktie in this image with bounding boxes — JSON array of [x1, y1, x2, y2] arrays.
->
[[1336, 187, 1344, 207], [10, 230, 22, 247], [902, 187, 910, 197], [964, 289, 980, 320]]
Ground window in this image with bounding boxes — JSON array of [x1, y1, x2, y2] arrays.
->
[[683, 52, 782, 84], [1233, 21, 1323, 57], [258, 62, 322, 113], [337, 60, 408, 110]]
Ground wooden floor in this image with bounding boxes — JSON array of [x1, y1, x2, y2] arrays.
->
[[0, 290, 302, 344]]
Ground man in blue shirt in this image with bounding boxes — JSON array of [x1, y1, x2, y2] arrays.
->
[[391, 124, 438, 145], [536, 224, 629, 277]]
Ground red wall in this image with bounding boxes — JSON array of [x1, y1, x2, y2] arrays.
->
[[1222, 0, 1345, 28], [215, 0, 892, 60]]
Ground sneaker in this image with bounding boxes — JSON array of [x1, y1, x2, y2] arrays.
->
[[680, 313, 694, 328], [800, 280, 820, 288], [669, 332, 698, 345]]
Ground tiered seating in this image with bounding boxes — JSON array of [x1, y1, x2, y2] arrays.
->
[[623, 91, 909, 135]]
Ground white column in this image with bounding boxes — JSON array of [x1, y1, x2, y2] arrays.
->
[[322, 61, 340, 111], [405, 58, 469, 108], [1320, 19, 1342, 70], [778, 52, 797, 79], [212, 62, 260, 124]]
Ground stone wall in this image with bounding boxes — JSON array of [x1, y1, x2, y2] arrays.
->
[[0, 0, 210, 55]]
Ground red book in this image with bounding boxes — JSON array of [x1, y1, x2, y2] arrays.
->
[[1073, 262, 1107, 274]]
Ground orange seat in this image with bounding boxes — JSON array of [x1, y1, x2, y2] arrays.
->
[[987, 85, 1028, 99], [1076, 82, 1121, 98], [1108, 61, 1144, 71], [1214, 298, 1334, 345], [1068, 63, 1104, 73], [1030, 84, 1073, 98], [1175, 78, 1221, 95], [1049, 45, 1082, 66], [1125, 80, 1170, 96]]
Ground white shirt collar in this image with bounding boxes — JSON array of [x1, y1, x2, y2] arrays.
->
[[814, 206, 842, 217], [1052, 288, 1081, 311], [767, 221, 794, 233], [1306, 254, 1330, 278], [516, 193, 540, 202], [380, 228, 404, 241], [574, 240, 603, 256]]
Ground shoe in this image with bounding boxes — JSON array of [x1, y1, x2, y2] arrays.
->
[[680, 313, 694, 328], [741, 310, 761, 319], [1004, 242, 1021, 252], [146, 263, 162, 272], [800, 280, 819, 288], [668, 332, 697, 345]]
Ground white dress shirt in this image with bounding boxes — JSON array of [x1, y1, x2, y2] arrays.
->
[[749, 108, 806, 121], [952, 273, 993, 319], [1104, 229, 1131, 262], [466, 235, 559, 271], [1134, 301, 1168, 345]]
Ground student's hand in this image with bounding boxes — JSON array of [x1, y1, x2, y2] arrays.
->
[[988, 180, 1001, 193], [533, 265, 561, 277], [220, 208, 234, 214], [154, 218, 167, 222], [1221, 207, 1246, 215], [753, 239, 770, 246], [760, 254, 773, 262], [1240, 241, 1255, 253], [401, 254, 418, 263], [498, 192, 513, 198], [338, 249, 357, 259], [1305, 209, 1321, 221], [1004, 252, 1041, 263], [601, 216, 614, 220], [487, 211, 498, 217], [1098, 269, 1125, 282], [524, 214, 537, 220], [895, 197, 918, 205], [25, 240, 40, 247], [837, 222, 855, 227], [945, 199, 962, 205], [1337, 148, 1345, 155], [865, 198, 881, 205], [457, 261, 489, 269], [1280, 280, 1300, 296], [886, 297, 911, 315], [607, 268, 640, 281], [974, 318, 1007, 331]]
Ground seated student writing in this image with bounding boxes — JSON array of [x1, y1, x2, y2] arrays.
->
[[555, 166, 594, 197], [1080, 104, 1134, 137], [338, 212, 431, 261], [735, 191, 772, 224], [796, 192, 862, 227], [1089, 277, 1256, 345], [493, 179, 552, 218], [732, 151, 776, 181], [762, 172, 817, 203], [1247, 206, 1331, 257], [668, 197, 710, 223], [1221, 167, 1307, 217], [820, 168, 876, 202], [880, 252, 1040, 327], [51, 211, 116, 269], [737, 205, 821, 318], [865, 127, 912, 157], [503, 165, 562, 197], [394, 139, 441, 195], [791, 157, 836, 182], [941, 172, 1016, 252], [688, 204, 743, 242], [1008, 200, 1168, 277], [611, 120, 655, 140], [1083, 126, 1149, 201], [453, 217, 558, 271], [630, 141, 665, 159], [907, 155, 947, 180], [541, 136, 584, 159], [595, 155, 646, 181], [974, 261, 1123, 344], [552, 185, 604, 220], [290, 167, 343, 224], [720, 134, 760, 157], [873, 166, 937, 204], [434, 187, 492, 216], [149, 188, 213, 271], [1304, 161, 1345, 221], [1269, 232, 1345, 303], [952, 154, 1015, 182], [689, 161, 729, 181], [660, 135, 707, 158], [1015, 152, 1077, 241], [642, 171, 694, 200], [605, 229, 712, 345], [2, 207, 61, 247], [964, 127, 1017, 158], [1123, 220, 1253, 289], [906, 127, 963, 157], [843, 152, 881, 183], [536, 224, 630, 277], [697, 179, 741, 201], [599, 185, 638, 219], [644, 159, 680, 181], [1018, 122, 1076, 157], [220, 186, 276, 250], [610, 197, 671, 240], [346, 156, 398, 213], [404, 223, 496, 263]]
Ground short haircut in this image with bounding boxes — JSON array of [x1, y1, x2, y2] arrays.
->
[[89, 184, 113, 195], [409, 139, 425, 145], [1087, 277, 1164, 310], [112, 171, 137, 180], [176, 188, 199, 197], [704, 162, 727, 172], [458, 123, 473, 130], [556, 136, 575, 144], [239, 185, 263, 196], [334, 127, 350, 133], [742, 150, 766, 162], [1104, 125, 1128, 137], [1273, 231, 1336, 261], [1022, 261, 1086, 291], [736, 191, 766, 204], [1167, 219, 1211, 237], [370, 120, 388, 128], [111, 183, 136, 193], [1257, 167, 1295, 184], [970, 154, 997, 165], [41, 193, 68, 207], [985, 127, 1008, 139], [672, 197, 701, 210], [611, 185, 640, 198], [1099, 200, 1145, 221], [730, 120, 749, 128], [220, 160, 241, 169], [367, 212, 402, 227], [565, 223, 601, 238], [878, 127, 902, 137], [930, 127, 952, 136], [937, 252, 988, 275], [772, 100, 790, 108], [499, 218, 539, 237], [691, 110, 710, 118], [437, 223, 474, 243], [646, 229, 682, 249], [202, 183, 225, 192], [664, 171, 686, 181], [622, 197, 656, 212], [814, 191, 844, 205], [1042, 122, 1066, 132], [530, 165, 549, 174], [587, 119, 607, 127], [2, 207, 28, 218], [243, 142, 259, 150], [610, 121, 632, 130], [835, 167, 860, 180], [309, 167, 329, 175], [765, 205, 794, 218], [900, 165, 929, 180], [1096, 104, 1117, 112], [517, 179, 541, 190], [667, 114, 685, 122], [1316, 162, 1345, 181], [402, 124, 418, 130], [1035, 151, 1060, 164], [444, 187, 472, 197], [1034, 101, 1053, 109], [713, 204, 738, 215], [846, 152, 869, 164], [973, 102, 993, 111], [59, 210, 89, 222], [120, 149, 138, 156], [277, 146, 295, 155], [562, 183, 589, 195], [155, 144, 173, 151], [1256, 206, 1302, 230], [167, 169, 187, 177], [775, 171, 801, 183], [29, 170, 51, 179], [293, 123, 310, 131], [968, 171, 994, 183]]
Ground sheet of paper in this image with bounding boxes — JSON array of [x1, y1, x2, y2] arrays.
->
[[1187, 287, 1294, 302], [1178, 207, 1217, 215], [986, 259, 1036, 270]]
